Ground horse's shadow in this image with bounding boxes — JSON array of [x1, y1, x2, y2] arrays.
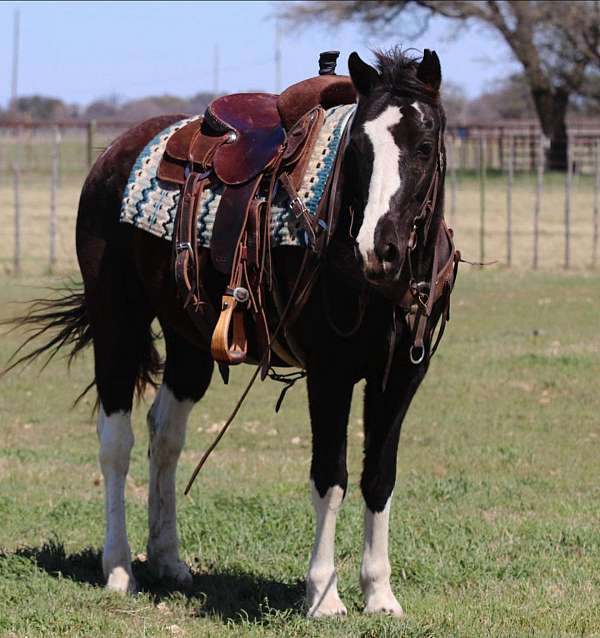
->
[[6, 540, 304, 622]]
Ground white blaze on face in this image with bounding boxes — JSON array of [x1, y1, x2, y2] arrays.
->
[[356, 105, 403, 261]]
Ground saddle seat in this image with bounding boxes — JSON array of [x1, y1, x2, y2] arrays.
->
[[157, 76, 356, 186]]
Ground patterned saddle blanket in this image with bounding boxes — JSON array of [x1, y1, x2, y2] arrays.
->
[[119, 103, 356, 248]]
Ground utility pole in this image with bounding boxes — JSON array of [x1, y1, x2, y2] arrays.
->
[[274, 20, 282, 93], [213, 43, 220, 96], [11, 10, 20, 111]]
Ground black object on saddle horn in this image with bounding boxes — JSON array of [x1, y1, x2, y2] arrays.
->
[[319, 51, 340, 75]]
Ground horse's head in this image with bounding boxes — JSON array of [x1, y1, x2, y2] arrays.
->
[[345, 48, 445, 290]]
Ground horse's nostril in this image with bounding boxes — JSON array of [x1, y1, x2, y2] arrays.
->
[[381, 243, 398, 262]]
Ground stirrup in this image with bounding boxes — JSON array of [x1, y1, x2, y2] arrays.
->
[[211, 288, 248, 365]]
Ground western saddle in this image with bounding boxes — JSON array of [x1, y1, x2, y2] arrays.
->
[[157, 52, 356, 375]]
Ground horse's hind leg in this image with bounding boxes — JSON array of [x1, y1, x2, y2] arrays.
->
[[97, 406, 136, 593], [90, 275, 158, 594], [146, 326, 213, 586]]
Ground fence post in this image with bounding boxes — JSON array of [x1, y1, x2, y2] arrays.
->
[[533, 132, 544, 270], [87, 119, 96, 169], [506, 135, 513, 267], [529, 125, 536, 171], [564, 134, 573, 269], [479, 134, 486, 265], [593, 138, 599, 269], [448, 134, 457, 225], [13, 131, 21, 274], [49, 126, 61, 273]]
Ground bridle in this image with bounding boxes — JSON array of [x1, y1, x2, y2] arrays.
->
[[398, 124, 459, 367], [326, 115, 458, 382]]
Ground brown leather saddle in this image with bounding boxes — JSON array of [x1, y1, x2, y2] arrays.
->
[[157, 69, 356, 372]]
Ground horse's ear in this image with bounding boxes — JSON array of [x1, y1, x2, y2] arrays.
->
[[417, 49, 442, 92], [348, 52, 380, 98]]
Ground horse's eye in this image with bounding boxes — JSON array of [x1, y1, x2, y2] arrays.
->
[[417, 142, 433, 157]]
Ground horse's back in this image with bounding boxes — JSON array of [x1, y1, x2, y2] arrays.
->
[[75, 115, 186, 282], [77, 114, 187, 240]]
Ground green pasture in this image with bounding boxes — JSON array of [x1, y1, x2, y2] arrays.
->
[[1, 268, 599, 637]]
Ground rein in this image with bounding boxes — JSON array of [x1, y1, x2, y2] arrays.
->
[[184, 249, 313, 495]]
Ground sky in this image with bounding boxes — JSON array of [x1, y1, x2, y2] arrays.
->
[[0, 1, 519, 108]]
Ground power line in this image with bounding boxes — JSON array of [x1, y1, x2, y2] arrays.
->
[[274, 19, 282, 93], [213, 43, 220, 95], [11, 10, 20, 111]]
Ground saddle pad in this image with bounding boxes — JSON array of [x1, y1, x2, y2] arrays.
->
[[119, 103, 356, 247]]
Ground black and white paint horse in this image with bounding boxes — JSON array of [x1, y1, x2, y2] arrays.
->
[[8, 48, 452, 617]]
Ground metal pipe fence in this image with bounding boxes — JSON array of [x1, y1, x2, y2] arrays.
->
[[1, 122, 600, 274]]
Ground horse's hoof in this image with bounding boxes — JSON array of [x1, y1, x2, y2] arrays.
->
[[363, 592, 403, 617], [307, 595, 348, 618], [152, 559, 193, 589], [105, 566, 138, 594]]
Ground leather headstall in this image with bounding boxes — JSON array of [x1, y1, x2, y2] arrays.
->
[[397, 128, 460, 367]]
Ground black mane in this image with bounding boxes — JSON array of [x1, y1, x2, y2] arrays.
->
[[374, 47, 439, 105]]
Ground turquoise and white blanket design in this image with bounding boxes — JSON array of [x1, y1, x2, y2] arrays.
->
[[119, 103, 356, 247]]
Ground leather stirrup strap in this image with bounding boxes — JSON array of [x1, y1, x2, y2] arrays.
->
[[210, 191, 258, 365], [174, 171, 210, 310]]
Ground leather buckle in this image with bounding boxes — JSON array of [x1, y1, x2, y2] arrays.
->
[[176, 241, 194, 255], [184, 164, 212, 180], [290, 195, 307, 219]]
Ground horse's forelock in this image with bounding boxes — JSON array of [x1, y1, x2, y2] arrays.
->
[[373, 47, 440, 106]]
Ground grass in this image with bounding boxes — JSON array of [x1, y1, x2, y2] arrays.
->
[[1, 268, 599, 636]]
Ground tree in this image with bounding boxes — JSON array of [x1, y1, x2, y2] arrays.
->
[[11, 95, 70, 121], [286, 1, 600, 170], [466, 74, 536, 123]]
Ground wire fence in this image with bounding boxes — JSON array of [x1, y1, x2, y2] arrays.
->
[[1, 121, 599, 274]]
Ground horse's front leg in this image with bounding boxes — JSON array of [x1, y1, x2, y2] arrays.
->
[[305, 355, 354, 617], [360, 355, 427, 616], [147, 332, 213, 586]]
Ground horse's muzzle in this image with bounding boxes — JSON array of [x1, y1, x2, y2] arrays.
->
[[360, 241, 405, 284]]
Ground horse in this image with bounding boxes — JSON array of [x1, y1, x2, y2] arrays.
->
[[6, 48, 457, 617]]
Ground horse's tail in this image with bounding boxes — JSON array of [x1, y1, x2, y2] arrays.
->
[[2, 280, 163, 404], [1, 281, 95, 400]]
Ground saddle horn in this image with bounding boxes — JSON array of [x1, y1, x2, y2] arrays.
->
[[319, 51, 340, 76]]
